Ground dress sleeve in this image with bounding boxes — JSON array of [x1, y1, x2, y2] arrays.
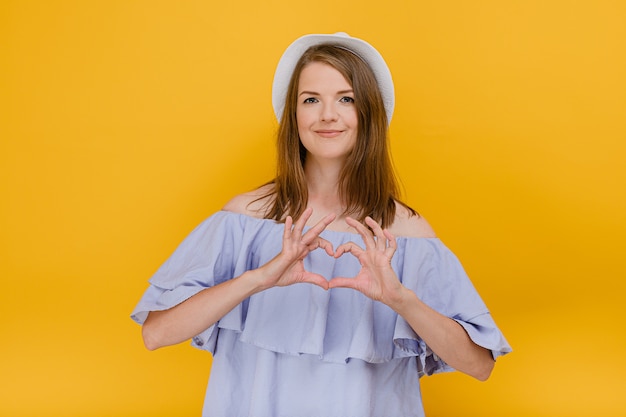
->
[[392, 239, 512, 377], [130, 212, 245, 349]]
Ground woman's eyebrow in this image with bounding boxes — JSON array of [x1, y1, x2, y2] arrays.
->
[[298, 89, 354, 96]]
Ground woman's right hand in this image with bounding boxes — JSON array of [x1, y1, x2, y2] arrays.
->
[[255, 207, 335, 290]]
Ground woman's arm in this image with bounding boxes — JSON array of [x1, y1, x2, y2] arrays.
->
[[142, 271, 263, 350], [142, 208, 336, 350], [389, 288, 494, 381]]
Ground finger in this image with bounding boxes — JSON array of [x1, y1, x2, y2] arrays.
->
[[345, 217, 375, 249], [314, 237, 335, 257], [328, 277, 358, 290], [334, 241, 364, 258], [301, 273, 330, 290], [292, 207, 313, 236], [302, 212, 336, 245], [365, 216, 386, 251], [383, 229, 397, 257], [283, 216, 293, 240]]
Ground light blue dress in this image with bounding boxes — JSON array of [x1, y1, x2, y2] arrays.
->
[[131, 211, 511, 417]]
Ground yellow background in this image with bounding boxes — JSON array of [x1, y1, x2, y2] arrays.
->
[[2, 1, 625, 416]]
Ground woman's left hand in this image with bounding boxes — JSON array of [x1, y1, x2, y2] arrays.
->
[[328, 216, 406, 307]]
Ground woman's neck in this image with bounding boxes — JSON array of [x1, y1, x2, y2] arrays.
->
[[304, 158, 342, 202], [303, 158, 351, 229]]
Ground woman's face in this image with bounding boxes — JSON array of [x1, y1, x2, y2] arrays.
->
[[296, 62, 358, 164]]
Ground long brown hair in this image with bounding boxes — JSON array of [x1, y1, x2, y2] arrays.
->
[[258, 44, 415, 228]]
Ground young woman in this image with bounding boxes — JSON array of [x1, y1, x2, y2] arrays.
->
[[132, 32, 511, 417]]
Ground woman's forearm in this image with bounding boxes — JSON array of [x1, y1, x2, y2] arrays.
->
[[391, 288, 495, 381], [141, 270, 264, 350]]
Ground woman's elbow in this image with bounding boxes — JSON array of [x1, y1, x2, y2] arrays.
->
[[141, 313, 165, 351], [473, 357, 495, 382], [142, 327, 161, 351]]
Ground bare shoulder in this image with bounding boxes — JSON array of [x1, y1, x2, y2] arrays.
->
[[388, 202, 437, 238], [222, 183, 275, 219]]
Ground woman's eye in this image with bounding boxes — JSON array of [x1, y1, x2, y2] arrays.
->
[[303, 97, 318, 104], [339, 96, 355, 103]]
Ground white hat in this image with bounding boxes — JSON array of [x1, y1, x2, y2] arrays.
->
[[271, 32, 395, 124]]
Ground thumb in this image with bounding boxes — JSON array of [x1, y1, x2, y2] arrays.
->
[[301, 273, 330, 290], [328, 277, 357, 290]]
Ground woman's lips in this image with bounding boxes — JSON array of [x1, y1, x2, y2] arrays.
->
[[315, 130, 343, 138]]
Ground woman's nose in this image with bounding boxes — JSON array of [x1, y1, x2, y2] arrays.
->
[[320, 102, 338, 122]]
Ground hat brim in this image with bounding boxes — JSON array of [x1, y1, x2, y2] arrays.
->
[[271, 33, 394, 124]]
